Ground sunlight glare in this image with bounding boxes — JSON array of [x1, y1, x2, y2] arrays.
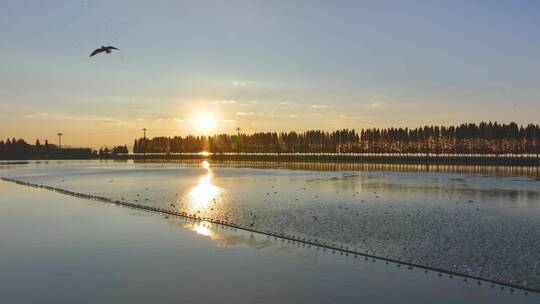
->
[[192, 222, 215, 238], [186, 169, 220, 213], [195, 115, 215, 132], [201, 160, 210, 169]]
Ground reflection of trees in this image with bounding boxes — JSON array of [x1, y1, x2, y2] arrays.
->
[[357, 180, 540, 203], [135, 160, 540, 180], [132, 122, 540, 155]]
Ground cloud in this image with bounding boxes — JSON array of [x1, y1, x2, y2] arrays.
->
[[23, 112, 49, 118], [226, 79, 295, 90], [231, 80, 256, 87], [150, 117, 185, 123], [100, 119, 121, 124], [367, 101, 385, 108], [278, 101, 303, 107], [310, 104, 333, 109], [211, 99, 237, 104], [77, 95, 174, 103], [236, 112, 255, 116], [217, 119, 237, 124], [22, 112, 125, 124], [338, 112, 364, 118], [209, 99, 260, 107]]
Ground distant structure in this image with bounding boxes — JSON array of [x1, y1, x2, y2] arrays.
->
[[57, 133, 63, 149], [142, 128, 148, 139], [236, 127, 241, 154], [142, 128, 148, 156], [89, 46, 119, 57]]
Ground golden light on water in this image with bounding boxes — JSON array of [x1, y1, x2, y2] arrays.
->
[[185, 161, 220, 213], [192, 222, 215, 238]]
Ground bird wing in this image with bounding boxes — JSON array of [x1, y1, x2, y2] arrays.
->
[[89, 48, 103, 57], [106, 46, 119, 50]]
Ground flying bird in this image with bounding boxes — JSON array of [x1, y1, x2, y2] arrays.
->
[[89, 46, 119, 57]]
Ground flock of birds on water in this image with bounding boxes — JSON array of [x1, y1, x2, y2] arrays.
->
[[3, 173, 537, 297]]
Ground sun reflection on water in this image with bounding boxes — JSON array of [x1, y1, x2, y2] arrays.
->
[[191, 222, 216, 238], [178, 221, 318, 260], [185, 161, 220, 213], [201, 160, 210, 169]]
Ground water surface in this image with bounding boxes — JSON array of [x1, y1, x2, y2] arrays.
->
[[2, 160, 540, 290], [0, 180, 537, 303]]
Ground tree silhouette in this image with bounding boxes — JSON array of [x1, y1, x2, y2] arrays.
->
[[2, 122, 539, 159], [0, 138, 96, 159], [130, 122, 540, 155]]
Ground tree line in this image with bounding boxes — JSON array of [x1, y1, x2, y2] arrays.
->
[[133, 122, 540, 155], [3, 122, 539, 158], [0, 138, 55, 159], [0, 138, 128, 159], [98, 145, 129, 157]]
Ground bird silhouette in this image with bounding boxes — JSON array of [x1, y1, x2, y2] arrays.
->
[[90, 46, 119, 57]]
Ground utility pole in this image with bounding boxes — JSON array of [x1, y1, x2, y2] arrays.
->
[[338, 130, 341, 154], [270, 132, 273, 155], [236, 127, 241, 155], [57, 133, 63, 150], [320, 131, 323, 155], [533, 126, 536, 154], [142, 128, 148, 157]]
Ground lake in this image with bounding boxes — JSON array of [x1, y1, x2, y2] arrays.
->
[[1, 160, 539, 297]]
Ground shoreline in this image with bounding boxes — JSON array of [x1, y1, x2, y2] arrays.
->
[[116, 154, 540, 166], [2, 176, 538, 295], [3, 153, 540, 166]]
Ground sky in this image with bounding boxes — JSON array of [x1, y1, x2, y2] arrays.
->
[[1, 0, 540, 148]]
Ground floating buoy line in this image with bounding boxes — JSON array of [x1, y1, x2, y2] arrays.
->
[[1, 176, 538, 296]]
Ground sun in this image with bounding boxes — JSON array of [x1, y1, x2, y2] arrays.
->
[[195, 115, 215, 132]]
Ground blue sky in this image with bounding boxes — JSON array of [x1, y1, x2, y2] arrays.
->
[[1, 0, 539, 147]]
